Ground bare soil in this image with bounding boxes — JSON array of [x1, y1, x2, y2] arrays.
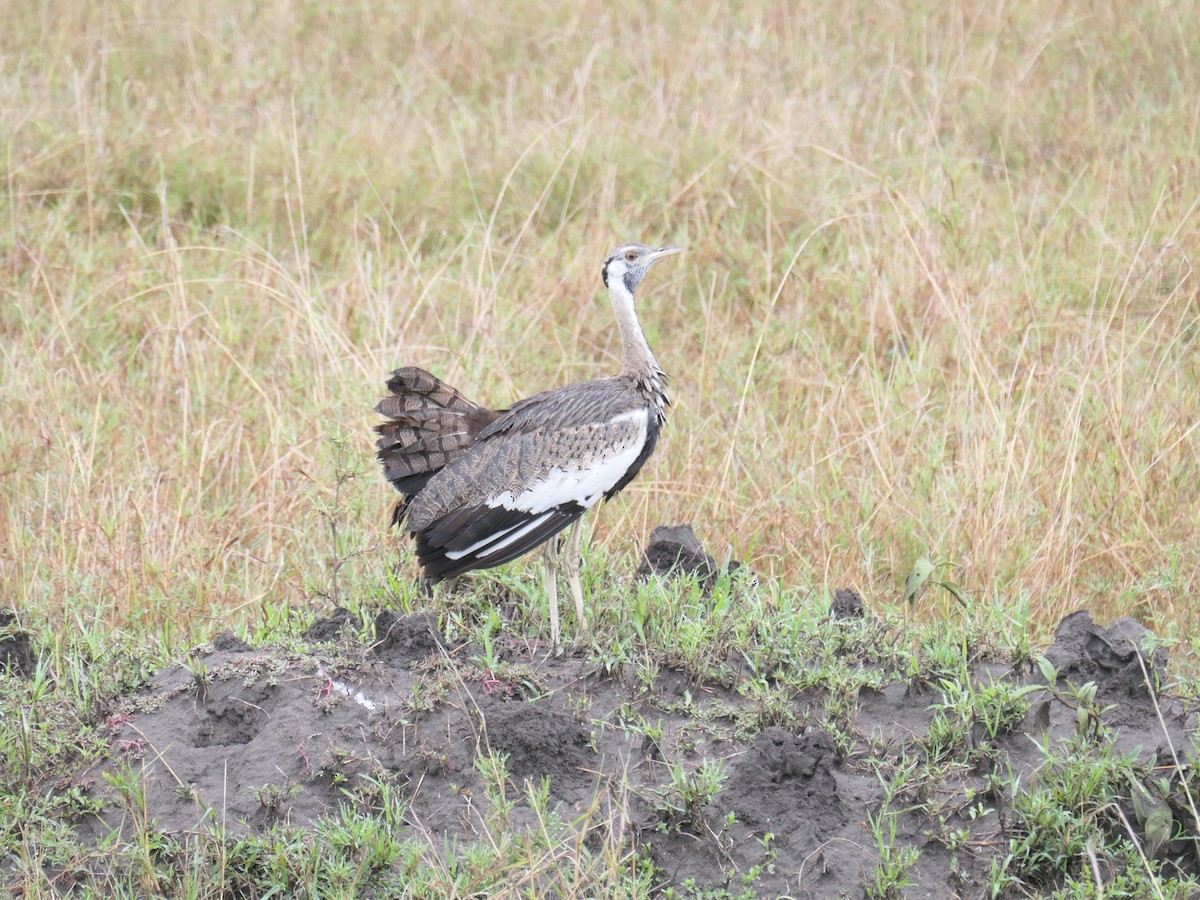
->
[[61, 601, 1197, 897]]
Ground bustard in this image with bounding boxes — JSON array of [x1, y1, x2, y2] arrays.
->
[[375, 243, 682, 644]]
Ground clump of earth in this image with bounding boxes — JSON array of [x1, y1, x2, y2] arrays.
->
[[17, 527, 1199, 896]]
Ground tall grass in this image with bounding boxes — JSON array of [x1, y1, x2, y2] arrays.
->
[[2, 0, 1197, 638]]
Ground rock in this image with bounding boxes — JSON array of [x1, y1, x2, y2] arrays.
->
[[830, 588, 866, 620], [635, 524, 723, 587]]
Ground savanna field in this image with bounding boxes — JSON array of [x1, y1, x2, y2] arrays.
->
[[3, 2, 1200, 897]]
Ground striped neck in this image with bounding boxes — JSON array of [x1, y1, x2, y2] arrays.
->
[[609, 276, 668, 411]]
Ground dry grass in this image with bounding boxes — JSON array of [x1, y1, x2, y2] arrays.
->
[[2, 0, 1198, 639]]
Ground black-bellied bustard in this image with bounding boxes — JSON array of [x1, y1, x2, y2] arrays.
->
[[375, 243, 682, 644]]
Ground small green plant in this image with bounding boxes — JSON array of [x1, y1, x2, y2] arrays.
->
[[51, 783, 107, 817], [656, 759, 727, 833], [471, 606, 505, 671], [989, 733, 1167, 893], [185, 654, 211, 696], [1036, 657, 1117, 744], [924, 673, 1042, 762], [316, 803, 405, 882], [253, 781, 299, 817], [866, 800, 921, 899], [346, 770, 409, 826], [738, 832, 778, 889], [475, 750, 515, 828], [902, 557, 969, 617], [103, 764, 148, 817], [921, 704, 972, 763], [565, 691, 591, 720], [971, 678, 1041, 740], [308, 425, 369, 607], [735, 677, 797, 738]]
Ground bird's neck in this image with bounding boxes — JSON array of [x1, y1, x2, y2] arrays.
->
[[609, 277, 668, 410]]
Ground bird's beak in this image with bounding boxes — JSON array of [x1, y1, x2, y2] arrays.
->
[[647, 246, 683, 264]]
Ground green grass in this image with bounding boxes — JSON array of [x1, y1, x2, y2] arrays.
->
[[5, 576, 1198, 896]]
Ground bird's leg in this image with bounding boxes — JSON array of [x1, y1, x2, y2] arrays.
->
[[543, 535, 561, 645], [562, 520, 588, 634]]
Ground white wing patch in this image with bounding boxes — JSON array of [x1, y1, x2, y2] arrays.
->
[[442, 519, 528, 561], [489, 409, 649, 514], [439, 409, 649, 563], [443, 512, 558, 561], [475, 513, 556, 558]]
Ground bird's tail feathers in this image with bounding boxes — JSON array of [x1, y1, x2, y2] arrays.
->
[[377, 366, 478, 418], [374, 367, 497, 517]]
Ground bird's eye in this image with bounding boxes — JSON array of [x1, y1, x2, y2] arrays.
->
[[625, 250, 638, 261]]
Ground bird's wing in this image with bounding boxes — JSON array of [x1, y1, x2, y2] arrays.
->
[[408, 406, 652, 581], [475, 377, 645, 441]]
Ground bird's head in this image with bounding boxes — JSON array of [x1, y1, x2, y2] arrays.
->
[[601, 243, 683, 295]]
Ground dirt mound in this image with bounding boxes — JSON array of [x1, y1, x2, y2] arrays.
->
[[66, 608, 1198, 896], [1045, 610, 1168, 700], [645, 726, 855, 892], [303, 606, 360, 642], [0, 609, 36, 677], [479, 700, 594, 797], [371, 609, 445, 659], [727, 726, 842, 830]]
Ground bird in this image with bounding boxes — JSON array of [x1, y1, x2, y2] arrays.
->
[[374, 242, 682, 644]]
